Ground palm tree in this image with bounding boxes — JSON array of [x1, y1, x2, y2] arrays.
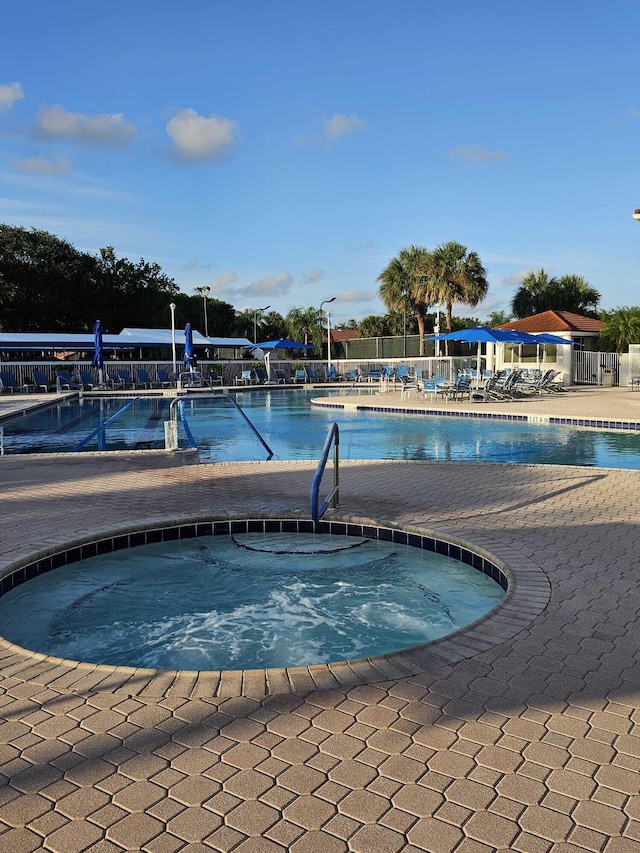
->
[[285, 306, 323, 349], [377, 245, 435, 356], [429, 241, 489, 353], [598, 307, 640, 353], [511, 270, 600, 318]]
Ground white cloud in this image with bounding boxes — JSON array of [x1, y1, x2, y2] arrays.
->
[[0, 82, 24, 112], [12, 155, 71, 175], [323, 112, 366, 139], [165, 108, 238, 162], [36, 104, 135, 146], [337, 288, 377, 303], [237, 272, 293, 298], [447, 145, 508, 164], [206, 270, 237, 295], [302, 269, 324, 284], [502, 268, 532, 287], [182, 258, 215, 272]]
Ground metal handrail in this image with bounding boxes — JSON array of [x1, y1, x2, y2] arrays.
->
[[227, 394, 274, 459], [310, 422, 340, 522], [72, 396, 142, 451], [178, 400, 198, 449]]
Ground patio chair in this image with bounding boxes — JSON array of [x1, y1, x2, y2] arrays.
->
[[294, 369, 307, 383], [422, 375, 447, 401], [0, 370, 30, 394], [399, 374, 422, 400], [207, 369, 223, 386], [449, 374, 472, 401], [114, 369, 136, 389], [56, 370, 82, 392], [78, 369, 96, 390], [345, 368, 360, 383], [156, 368, 174, 388], [254, 367, 268, 383], [305, 365, 317, 382], [135, 368, 154, 388], [234, 369, 254, 386], [31, 370, 55, 392], [275, 368, 288, 384]]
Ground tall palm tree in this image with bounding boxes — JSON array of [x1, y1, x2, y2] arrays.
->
[[556, 274, 600, 317], [429, 241, 489, 353], [377, 245, 435, 356], [511, 270, 600, 318], [598, 307, 640, 353], [285, 306, 323, 349]]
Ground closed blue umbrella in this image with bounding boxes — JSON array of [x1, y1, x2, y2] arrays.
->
[[184, 323, 196, 370], [91, 320, 104, 386]]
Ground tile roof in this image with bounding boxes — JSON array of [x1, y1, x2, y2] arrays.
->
[[325, 329, 357, 342], [499, 310, 605, 333]]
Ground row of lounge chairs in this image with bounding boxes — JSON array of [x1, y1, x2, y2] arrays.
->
[[396, 368, 564, 403]]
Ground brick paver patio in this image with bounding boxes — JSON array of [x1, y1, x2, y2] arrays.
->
[[1, 387, 639, 851]]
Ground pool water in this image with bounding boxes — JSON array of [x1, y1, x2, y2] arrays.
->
[[2, 389, 640, 468], [0, 533, 504, 670]]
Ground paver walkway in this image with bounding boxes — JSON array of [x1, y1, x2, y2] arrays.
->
[[1, 389, 640, 851]]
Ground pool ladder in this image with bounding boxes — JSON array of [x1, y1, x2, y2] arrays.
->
[[311, 422, 340, 521]]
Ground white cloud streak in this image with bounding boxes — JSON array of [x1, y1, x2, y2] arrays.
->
[[36, 104, 135, 146], [165, 108, 238, 162], [302, 269, 324, 284], [337, 288, 377, 303], [12, 155, 71, 175], [323, 112, 366, 139], [0, 82, 24, 112]]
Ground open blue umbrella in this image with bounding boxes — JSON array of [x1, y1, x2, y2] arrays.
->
[[425, 327, 539, 380], [252, 338, 316, 382], [91, 320, 104, 386], [184, 323, 196, 370]]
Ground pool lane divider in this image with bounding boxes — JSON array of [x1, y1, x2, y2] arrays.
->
[[72, 395, 142, 451]]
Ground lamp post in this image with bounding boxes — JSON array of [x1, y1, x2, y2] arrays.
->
[[320, 297, 337, 371], [253, 305, 270, 344], [169, 302, 177, 376], [195, 286, 211, 337]]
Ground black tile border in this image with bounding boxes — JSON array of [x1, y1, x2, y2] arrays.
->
[[0, 517, 509, 600]]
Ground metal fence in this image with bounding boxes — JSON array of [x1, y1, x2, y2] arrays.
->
[[573, 351, 621, 385]]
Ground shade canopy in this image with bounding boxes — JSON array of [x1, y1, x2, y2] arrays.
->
[[253, 338, 316, 350], [426, 327, 540, 345], [529, 333, 575, 345]]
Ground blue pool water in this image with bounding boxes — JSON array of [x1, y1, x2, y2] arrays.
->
[[2, 389, 640, 468], [0, 533, 504, 670]]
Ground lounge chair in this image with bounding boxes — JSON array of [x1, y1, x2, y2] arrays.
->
[[254, 367, 268, 383], [294, 369, 307, 383], [78, 369, 96, 390], [114, 369, 136, 389], [325, 365, 339, 382], [305, 365, 317, 382], [234, 369, 254, 386], [399, 374, 422, 400], [56, 370, 82, 391], [156, 368, 174, 388], [31, 370, 55, 392], [208, 369, 223, 386], [274, 369, 287, 383], [0, 370, 30, 394], [135, 368, 153, 388], [345, 369, 360, 383]]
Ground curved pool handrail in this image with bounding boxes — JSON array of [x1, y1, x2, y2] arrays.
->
[[311, 422, 340, 522], [72, 396, 142, 451], [227, 394, 274, 459], [178, 400, 198, 450]]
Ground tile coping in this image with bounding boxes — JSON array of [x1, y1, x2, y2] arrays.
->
[[311, 398, 640, 432], [0, 514, 550, 699]]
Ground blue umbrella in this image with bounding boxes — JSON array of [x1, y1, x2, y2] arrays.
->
[[253, 339, 316, 383], [91, 320, 104, 386], [425, 327, 538, 380], [184, 323, 196, 370]]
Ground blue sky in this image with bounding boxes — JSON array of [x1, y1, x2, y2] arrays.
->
[[1, 0, 639, 327]]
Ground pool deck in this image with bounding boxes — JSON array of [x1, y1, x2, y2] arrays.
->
[[1, 387, 640, 851]]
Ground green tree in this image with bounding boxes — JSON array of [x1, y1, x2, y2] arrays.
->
[[429, 241, 489, 353], [284, 306, 323, 350], [598, 307, 640, 353], [511, 270, 600, 318], [357, 315, 391, 338], [486, 309, 513, 327], [377, 245, 435, 356]]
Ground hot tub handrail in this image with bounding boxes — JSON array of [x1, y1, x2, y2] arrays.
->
[[227, 394, 274, 459], [311, 421, 340, 522], [72, 396, 142, 451], [178, 399, 198, 450]]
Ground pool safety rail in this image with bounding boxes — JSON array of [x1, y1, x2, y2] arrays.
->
[[311, 421, 340, 521], [72, 396, 142, 451], [226, 394, 274, 459]]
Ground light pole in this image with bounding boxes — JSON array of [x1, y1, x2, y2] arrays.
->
[[195, 286, 211, 337], [169, 302, 177, 376], [253, 305, 270, 344], [320, 297, 336, 370]]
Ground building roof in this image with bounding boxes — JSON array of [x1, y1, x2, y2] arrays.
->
[[498, 311, 605, 334], [324, 329, 357, 343]]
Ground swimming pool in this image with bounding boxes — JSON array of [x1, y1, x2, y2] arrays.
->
[[3, 389, 640, 468], [0, 530, 504, 670]]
